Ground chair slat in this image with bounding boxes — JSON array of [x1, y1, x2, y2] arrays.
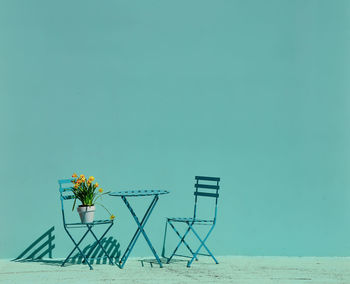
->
[[58, 179, 73, 185], [61, 187, 72, 191], [59, 186, 73, 193], [62, 195, 75, 200], [195, 176, 220, 182], [194, 184, 219, 190], [194, 192, 219, 198]]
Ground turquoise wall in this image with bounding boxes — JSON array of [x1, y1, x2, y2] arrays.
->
[[1, 0, 350, 259]]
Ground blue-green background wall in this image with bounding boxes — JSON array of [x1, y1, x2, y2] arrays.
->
[[1, 0, 350, 258]]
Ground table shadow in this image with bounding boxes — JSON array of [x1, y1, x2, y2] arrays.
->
[[138, 257, 188, 267]]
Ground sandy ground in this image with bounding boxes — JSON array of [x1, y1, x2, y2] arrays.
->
[[0, 256, 349, 284]]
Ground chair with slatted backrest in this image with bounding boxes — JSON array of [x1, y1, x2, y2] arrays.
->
[[162, 176, 221, 267], [58, 178, 115, 270]]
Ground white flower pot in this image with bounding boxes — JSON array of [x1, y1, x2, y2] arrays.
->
[[77, 205, 95, 223]]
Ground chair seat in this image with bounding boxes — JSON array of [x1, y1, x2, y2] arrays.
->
[[167, 217, 214, 224], [65, 219, 114, 228]]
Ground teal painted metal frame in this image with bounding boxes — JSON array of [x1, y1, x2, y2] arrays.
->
[[162, 176, 220, 267], [109, 190, 169, 268], [58, 178, 115, 270]]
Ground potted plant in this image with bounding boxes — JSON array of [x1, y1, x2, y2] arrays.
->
[[71, 173, 115, 223]]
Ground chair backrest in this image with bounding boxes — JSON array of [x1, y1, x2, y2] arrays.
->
[[193, 176, 220, 223], [58, 178, 75, 225]]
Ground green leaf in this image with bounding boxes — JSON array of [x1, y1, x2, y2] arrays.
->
[[72, 198, 77, 211]]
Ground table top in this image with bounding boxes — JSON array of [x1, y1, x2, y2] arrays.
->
[[109, 189, 169, 197]]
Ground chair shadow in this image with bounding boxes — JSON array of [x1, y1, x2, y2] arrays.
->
[[69, 236, 121, 265], [12, 227, 121, 267], [13, 226, 55, 262]]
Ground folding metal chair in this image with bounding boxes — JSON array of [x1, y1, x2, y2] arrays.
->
[[162, 176, 221, 267], [58, 178, 115, 270]]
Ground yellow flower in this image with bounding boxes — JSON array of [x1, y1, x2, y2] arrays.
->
[[81, 177, 86, 182], [110, 214, 115, 220], [94, 182, 99, 188], [88, 176, 95, 182], [99, 188, 103, 193], [72, 173, 78, 178], [74, 184, 78, 189], [76, 179, 82, 184]]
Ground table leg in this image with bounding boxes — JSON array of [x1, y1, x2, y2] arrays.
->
[[119, 195, 163, 268], [119, 195, 157, 267]]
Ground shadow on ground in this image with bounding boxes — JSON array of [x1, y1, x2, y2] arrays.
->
[[139, 257, 189, 267], [12, 226, 121, 266]]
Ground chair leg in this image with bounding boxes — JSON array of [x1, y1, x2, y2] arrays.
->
[[161, 219, 168, 258], [87, 224, 115, 265], [166, 221, 198, 262], [84, 223, 114, 261], [62, 227, 93, 270], [187, 224, 218, 267], [166, 222, 192, 264]]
